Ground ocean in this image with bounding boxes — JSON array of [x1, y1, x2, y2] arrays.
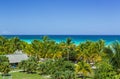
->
[[2, 35, 120, 45]]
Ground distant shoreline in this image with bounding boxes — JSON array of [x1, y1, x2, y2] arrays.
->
[[1, 35, 119, 45]]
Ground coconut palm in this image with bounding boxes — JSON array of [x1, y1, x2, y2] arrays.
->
[[61, 38, 75, 61], [23, 43, 34, 57], [31, 40, 43, 59], [102, 46, 113, 60], [111, 41, 120, 70], [103, 41, 120, 72], [76, 41, 93, 63], [0, 36, 9, 55], [94, 61, 116, 79], [76, 40, 103, 64], [75, 61, 92, 79], [10, 37, 22, 50], [66, 38, 72, 61], [0, 36, 7, 46]]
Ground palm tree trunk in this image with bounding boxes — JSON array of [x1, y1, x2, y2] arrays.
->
[[67, 49, 69, 61]]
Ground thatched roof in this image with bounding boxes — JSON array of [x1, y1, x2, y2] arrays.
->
[[5, 50, 28, 63]]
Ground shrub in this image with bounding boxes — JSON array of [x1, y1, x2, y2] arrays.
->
[[38, 58, 76, 79], [0, 56, 10, 75], [19, 56, 38, 73]]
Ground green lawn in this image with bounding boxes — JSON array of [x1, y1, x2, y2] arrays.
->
[[0, 72, 49, 79], [0, 72, 92, 79]]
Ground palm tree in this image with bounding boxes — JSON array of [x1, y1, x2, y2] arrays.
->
[[110, 41, 120, 73], [103, 41, 120, 73], [102, 46, 113, 60], [23, 43, 34, 57], [0, 36, 7, 46], [75, 61, 92, 79], [65, 38, 73, 61], [76, 40, 104, 64], [10, 37, 22, 50], [94, 61, 116, 79], [31, 40, 43, 59], [0, 36, 8, 55], [96, 39, 105, 52], [76, 41, 93, 63]]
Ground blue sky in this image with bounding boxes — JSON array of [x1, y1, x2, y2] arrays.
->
[[0, 0, 120, 35]]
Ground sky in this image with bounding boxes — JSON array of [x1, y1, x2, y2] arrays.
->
[[0, 0, 120, 35]]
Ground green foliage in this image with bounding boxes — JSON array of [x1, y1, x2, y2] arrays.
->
[[103, 41, 120, 73], [38, 58, 76, 79], [51, 70, 76, 79], [0, 56, 11, 75], [76, 40, 104, 63], [1, 36, 120, 78], [94, 61, 116, 79], [66, 37, 72, 45], [75, 61, 92, 78], [18, 60, 27, 72], [0, 36, 25, 55], [25, 61, 37, 73], [19, 56, 38, 73], [102, 46, 114, 59], [111, 41, 120, 70]]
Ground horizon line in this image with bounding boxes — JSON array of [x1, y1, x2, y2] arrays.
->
[[1, 34, 120, 36]]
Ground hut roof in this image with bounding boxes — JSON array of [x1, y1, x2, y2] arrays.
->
[[5, 50, 28, 63]]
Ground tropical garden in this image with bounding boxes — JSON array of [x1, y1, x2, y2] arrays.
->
[[0, 36, 120, 79]]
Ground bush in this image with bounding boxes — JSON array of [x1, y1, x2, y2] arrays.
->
[[0, 56, 10, 75], [19, 56, 38, 73], [51, 70, 76, 79], [38, 58, 76, 79], [94, 61, 116, 79]]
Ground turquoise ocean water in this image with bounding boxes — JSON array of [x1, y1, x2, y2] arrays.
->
[[2, 35, 120, 45]]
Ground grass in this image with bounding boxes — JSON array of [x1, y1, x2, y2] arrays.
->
[[0, 72, 48, 79], [0, 72, 92, 79]]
